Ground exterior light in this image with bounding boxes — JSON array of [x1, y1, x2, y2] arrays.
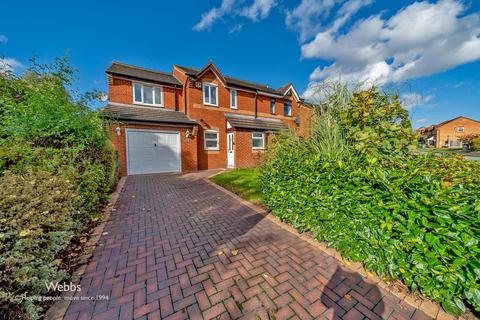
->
[[116, 127, 121, 136]]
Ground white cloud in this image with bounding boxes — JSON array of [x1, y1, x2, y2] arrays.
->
[[301, 0, 480, 86], [229, 23, 244, 33], [401, 93, 434, 110], [0, 35, 7, 43], [193, 0, 236, 31], [241, 0, 276, 21], [194, 0, 276, 31], [0, 58, 22, 72], [416, 118, 429, 124], [285, 0, 337, 42]]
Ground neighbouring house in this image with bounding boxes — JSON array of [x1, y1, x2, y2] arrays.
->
[[103, 61, 314, 175], [417, 116, 480, 148]]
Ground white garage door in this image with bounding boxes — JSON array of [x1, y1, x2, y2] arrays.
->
[[126, 130, 181, 175]]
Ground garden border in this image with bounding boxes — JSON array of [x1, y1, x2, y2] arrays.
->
[[45, 177, 127, 320], [204, 173, 464, 320]]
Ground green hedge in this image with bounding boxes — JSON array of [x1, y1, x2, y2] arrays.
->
[[261, 86, 479, 315], [0, 58, 117, 319], [261, 145, 480, 315]]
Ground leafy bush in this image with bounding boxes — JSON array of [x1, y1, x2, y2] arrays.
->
[[470, 137, 480, 151], [0, 58, 117, 318], [261, 85, 480, 315], [0, 170, 81, 318]]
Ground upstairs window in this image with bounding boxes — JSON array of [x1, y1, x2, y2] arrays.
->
[[203, 83, 218, 106], [204, 130, 219, 150], [252, 132, 265, 150], [284, 100, 292, 116], [270, 98, 276, 114], [456, 126, 465, 133], [230, 89, 237, 109], [133, 83, 162, 106]]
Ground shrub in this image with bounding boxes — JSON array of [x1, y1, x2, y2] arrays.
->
[[0, 170, 81, 318], [470, 137, 480, 151], [0, 58, 117, 318], [261, 84, 480, 315]]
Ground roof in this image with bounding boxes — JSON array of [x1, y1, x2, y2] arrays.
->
[[175, 64, 291, 96], [225, 113, 287, 131], [106, 62, 181, 86], [174, 65, 199, 76], [433, 116, 480, 128], [103, 103, 198, 125]]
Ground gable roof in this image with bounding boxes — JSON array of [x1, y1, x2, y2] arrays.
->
[[175, 63, 300, 99], [434, 116, 480, 128], [107, 62, 181, 86]]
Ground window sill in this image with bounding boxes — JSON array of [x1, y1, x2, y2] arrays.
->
[[203, 103, 219, 107], [134, 102, 164, 108]]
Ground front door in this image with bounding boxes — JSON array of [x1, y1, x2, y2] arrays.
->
[[227, 132, 235, 168]]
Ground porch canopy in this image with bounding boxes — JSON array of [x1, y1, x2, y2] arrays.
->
[[225, 113, 287, 131]]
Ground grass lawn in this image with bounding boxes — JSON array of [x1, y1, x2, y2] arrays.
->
[[210, 168, 262, 204]]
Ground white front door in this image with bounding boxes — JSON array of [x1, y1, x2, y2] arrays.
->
[[126, 129, 181, 175], [227, 132, 235, 168]]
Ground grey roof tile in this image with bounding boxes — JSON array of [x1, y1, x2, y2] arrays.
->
[[106, 62, 181, 86], [103, 103, 197, 125], [225, 113, 287, 131]]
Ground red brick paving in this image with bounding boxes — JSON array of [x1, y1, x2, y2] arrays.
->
[[64, 174, 432, 320]]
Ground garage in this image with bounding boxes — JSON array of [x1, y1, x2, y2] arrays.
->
[[126, 129, 181, 175]]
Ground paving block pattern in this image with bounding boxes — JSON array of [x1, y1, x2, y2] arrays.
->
[[64, 173, 433, 320]]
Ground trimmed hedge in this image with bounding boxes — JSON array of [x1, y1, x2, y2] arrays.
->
[[261, 86, 479, 315], [261, 139, 480, 315]]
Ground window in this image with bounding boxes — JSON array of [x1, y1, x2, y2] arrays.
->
[[270, 98, 276, 114], [203, 83, 218, 106], [133, 83, 162, 106], [284, 100, 292, 116], [252, 132, 265, 150], [456, 127, 465, 133], [230, 89, 237, 109], [204, 130, 219, 150]]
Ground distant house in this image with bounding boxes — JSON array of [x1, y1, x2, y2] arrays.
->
[[417, 116, 480, 148]]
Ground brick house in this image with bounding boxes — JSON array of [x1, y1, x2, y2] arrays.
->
[[103, 62, 314, 175], [417, 116, 480, 148]]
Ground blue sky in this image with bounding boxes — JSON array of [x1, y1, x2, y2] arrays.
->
[[1, 0, 479, 128]]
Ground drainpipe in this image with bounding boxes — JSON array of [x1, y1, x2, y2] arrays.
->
[[174, 85, 178, 111], [183, 77, 188, 115], [254, 92, 258, 118]]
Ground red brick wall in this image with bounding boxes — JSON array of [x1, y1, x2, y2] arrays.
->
[[109, 123, 197, 176], [108, 75, 183, 111], [108, 76, 132, 104], [234, 129, 270, 168]]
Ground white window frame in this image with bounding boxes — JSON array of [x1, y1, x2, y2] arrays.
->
[[252, 132, 265, 150], [284, 100, 292, 116], [204, 130, 219, 150], [270, 98, 276, 114], [203, 82, 218, 107], [132, 82, 163, 107], [230, 89, 237, 109], [456, 126, 465, 133]]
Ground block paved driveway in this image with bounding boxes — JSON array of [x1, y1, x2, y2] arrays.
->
[[64, 173, 432, 320]]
